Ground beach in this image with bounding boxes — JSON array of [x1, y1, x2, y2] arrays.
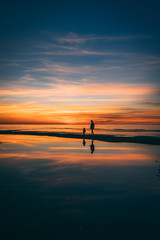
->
[[1, 1, 160, 239]]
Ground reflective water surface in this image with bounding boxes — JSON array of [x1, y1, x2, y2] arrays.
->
[[0, 134, 160, 240]]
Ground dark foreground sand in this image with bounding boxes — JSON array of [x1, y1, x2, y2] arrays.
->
[[0, 130, 160, 145]]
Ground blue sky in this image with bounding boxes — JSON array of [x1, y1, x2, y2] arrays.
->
[[0, 0, 160, 124]]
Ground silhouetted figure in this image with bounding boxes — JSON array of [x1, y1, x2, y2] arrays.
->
[[83, 139, 86, 146], [83, 128, 86, 135], [90, 120, 95, 135], [90, 140, 95, 154]]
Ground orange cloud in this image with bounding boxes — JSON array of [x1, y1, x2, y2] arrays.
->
[[0, 82, 159, 124], [0, 103, 160, 124], [0, 83, 157, 98]]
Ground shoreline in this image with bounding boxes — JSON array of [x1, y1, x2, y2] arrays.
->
[[0, 130, 160, 145]]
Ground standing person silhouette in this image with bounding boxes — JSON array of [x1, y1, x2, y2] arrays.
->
[[90, 120, 95, 135]]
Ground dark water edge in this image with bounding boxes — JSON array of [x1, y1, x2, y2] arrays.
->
[[0, 129, 160, 145], [1, 161, 160, 240]]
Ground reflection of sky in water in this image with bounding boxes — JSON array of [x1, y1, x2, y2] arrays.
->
[[0, 134, 160, 239]]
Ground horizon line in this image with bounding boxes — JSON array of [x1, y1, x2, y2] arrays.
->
[[0, 123, 160, 125]]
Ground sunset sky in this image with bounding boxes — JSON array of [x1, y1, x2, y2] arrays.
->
[[0, 0, 160, 124]]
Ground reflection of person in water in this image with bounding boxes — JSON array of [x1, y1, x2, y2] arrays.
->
[[90, 140, 95, 154], [83, 139, 86, 146], [90, 120, 95, 135], [83, 128, 86, 146]]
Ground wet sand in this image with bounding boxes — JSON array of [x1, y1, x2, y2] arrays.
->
[[0, 130, 160, 145]]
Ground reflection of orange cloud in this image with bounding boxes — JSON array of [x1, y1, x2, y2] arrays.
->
[[0, 149, 156, 166], [0, 134, 80, 145], [0, 135, 158, 169]]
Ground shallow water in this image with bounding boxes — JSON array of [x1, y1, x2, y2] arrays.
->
[[0, 124, 160, 137], [0, 134, 160, 240]]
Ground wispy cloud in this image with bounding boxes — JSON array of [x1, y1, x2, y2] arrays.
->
[[38, 49, 120, 56], [56, 32, 152, 44], [24, 61, 125, 78], [0, 103, 159, 124], [0, 82, 158, 98], [20, 74, 36, 82]]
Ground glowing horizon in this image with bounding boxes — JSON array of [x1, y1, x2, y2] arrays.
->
[[0, 2, 160, 125], [0, 80, 159, 124]]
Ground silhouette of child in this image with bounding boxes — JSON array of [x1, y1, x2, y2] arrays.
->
[[83, 128, 86, 135]]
